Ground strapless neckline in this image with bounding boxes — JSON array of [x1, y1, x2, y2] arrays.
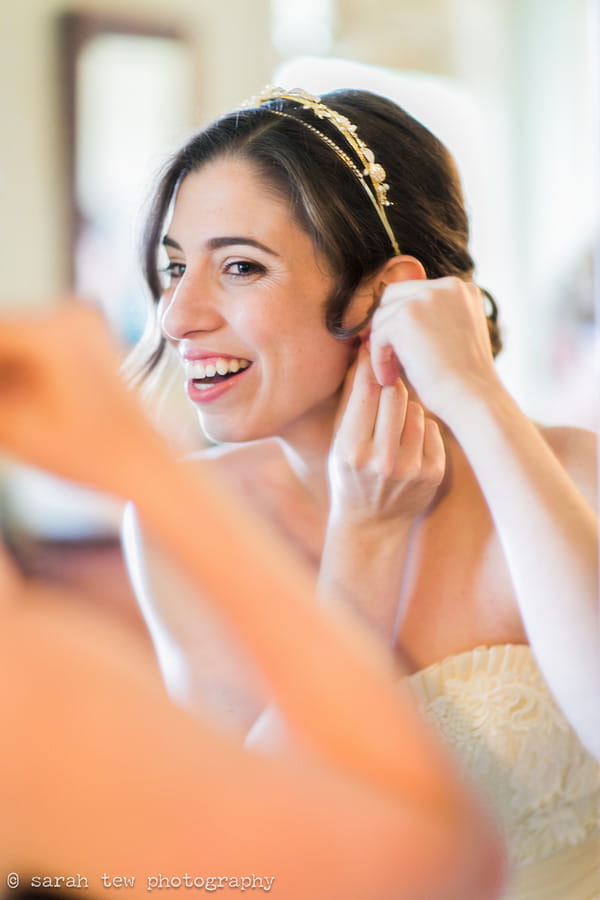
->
[[403, 642, 600, 899], [407, 642, 532, 688]]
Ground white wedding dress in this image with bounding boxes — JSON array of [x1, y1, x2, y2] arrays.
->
[[407, 644, 600, 899]]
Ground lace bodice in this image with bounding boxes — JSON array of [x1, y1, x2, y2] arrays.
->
[[406, 644, 599, 898]]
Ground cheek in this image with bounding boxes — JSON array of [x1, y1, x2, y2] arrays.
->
[[287, 336, 354, 393], [249, 303, 354, 386]]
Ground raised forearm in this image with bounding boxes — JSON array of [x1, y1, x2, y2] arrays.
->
[[367, 275, 599, 753], [320, 348, 444, 644], [446, 382, 599, 754], [318, 514, 412, 641]]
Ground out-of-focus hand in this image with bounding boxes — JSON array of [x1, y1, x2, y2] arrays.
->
[[0, 300, 170, 497]]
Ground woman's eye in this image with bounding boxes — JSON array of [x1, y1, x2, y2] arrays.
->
[[159, 261, 186, 286], [224, 260, 265, 278]]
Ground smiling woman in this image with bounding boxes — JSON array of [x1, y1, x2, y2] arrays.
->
[[157, 157, 361, 444], [123, 86, 599, 899], [0, 303, 504, 900]]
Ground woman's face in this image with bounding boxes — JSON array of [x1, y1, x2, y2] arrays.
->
[[160, 156, 365, 444]]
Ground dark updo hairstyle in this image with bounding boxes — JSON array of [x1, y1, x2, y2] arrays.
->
[[137, 88, 501, 377]]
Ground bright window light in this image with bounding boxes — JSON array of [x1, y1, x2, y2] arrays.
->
[[270, 0, 333, 57]]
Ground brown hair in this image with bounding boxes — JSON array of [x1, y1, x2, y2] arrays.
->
[[137, 88, 501, 376]]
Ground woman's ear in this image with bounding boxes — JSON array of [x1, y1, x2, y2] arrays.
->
[[379, 255, 427, 289], [344, 256, 427, 335]]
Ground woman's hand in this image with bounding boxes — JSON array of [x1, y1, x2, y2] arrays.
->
[[366, 277, 600, 756], [328, 342, 446, 527], [0, 300, 170, 497], [320, 343, 445, 636], [369, 276, 499, 424]]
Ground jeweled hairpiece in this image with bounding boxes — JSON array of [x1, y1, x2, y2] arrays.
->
[[242, 86, 401, 256]]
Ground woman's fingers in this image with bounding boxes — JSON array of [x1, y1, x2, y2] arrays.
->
[[334, 343, 384, 450], [329, 328, 446, 524], [372, 380, 408, 455], [370, 339, 401, 388], [369, 278, 499, 420], [372, 390, 414, 476], [0, 303, 170, 497], [422, 417, 446, 486], [336, 345, 435, 479], [369, 281, 419, 387]]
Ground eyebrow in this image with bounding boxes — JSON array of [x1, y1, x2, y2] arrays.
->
[[162, 235, 279, 256]]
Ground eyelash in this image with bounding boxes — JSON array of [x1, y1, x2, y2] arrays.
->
[[224, 260, 266, 278], [159, 259, 266, 285], [160, 262, 186, 283]]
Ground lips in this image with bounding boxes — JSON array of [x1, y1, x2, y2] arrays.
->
[[182, 355, 253, 404]]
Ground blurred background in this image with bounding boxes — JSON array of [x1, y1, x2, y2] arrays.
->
[[0, 0, 597, 626]]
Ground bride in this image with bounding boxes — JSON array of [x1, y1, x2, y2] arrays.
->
[[124, 86, 600, 898]]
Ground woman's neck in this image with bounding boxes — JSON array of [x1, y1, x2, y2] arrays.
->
[[274, 402, 337, 513], [270, 393, 468, 515]]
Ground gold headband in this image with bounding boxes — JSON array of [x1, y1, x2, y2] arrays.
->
[[242, 86, 401, 256]]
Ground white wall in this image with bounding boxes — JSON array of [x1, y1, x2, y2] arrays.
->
[[1, 0, 274, 310], [2, 0, 596, 400]]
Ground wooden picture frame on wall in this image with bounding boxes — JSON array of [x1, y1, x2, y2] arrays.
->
[[57, 11, 193, 342]]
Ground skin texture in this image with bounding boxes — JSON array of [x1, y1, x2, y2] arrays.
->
[[133, 155, 599, 761], [0, 302, 505, 898], [160, 161, 364, 446]]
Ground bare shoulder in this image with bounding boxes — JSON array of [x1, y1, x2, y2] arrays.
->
[[124, 440, 289, 563], [538, 423, 597, 503]]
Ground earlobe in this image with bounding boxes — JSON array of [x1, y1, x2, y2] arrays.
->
[[379, 255, 427, 288]]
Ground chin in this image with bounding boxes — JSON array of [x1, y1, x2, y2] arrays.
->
[[197, 414, 274, 446]]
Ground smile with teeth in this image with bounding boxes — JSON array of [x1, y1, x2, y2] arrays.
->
[[185, 357, 251, 390]]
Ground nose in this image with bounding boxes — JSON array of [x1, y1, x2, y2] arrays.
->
[[160, 268, 225, 343]]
